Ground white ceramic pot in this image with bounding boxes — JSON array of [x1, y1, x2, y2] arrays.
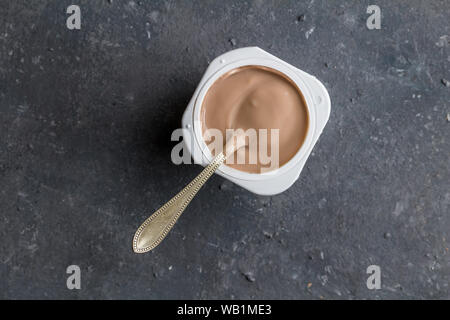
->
[[182, 47, 330, 195]]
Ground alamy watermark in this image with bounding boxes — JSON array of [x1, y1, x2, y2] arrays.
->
[[66, 264, 81, 290], [366, 265, 381, 290], [366, 5, 381, 30], [66, 5, 81, 30], [171, 122, 280, 173]]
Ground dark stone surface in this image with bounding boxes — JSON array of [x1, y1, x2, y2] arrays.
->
[[1, 0, 449, 299]]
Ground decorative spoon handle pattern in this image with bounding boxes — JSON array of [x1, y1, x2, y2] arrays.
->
[[132, 152, 226, 253]]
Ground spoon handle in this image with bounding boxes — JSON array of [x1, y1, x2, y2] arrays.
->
[[133, 153, 226, 253]]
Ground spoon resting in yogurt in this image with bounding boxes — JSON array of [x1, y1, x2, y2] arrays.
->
[[132, 132, 247, 253]]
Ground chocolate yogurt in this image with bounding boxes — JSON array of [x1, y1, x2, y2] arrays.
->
[[201, 65, 309, 173]]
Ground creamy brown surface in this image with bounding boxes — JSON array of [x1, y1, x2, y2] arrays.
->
[[201, 66, 309, 173]]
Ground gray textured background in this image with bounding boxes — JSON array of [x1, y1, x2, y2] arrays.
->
[[1, 0, 449, 299]]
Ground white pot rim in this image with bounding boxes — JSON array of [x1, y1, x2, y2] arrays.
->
[[191, 58, 317, 182]]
